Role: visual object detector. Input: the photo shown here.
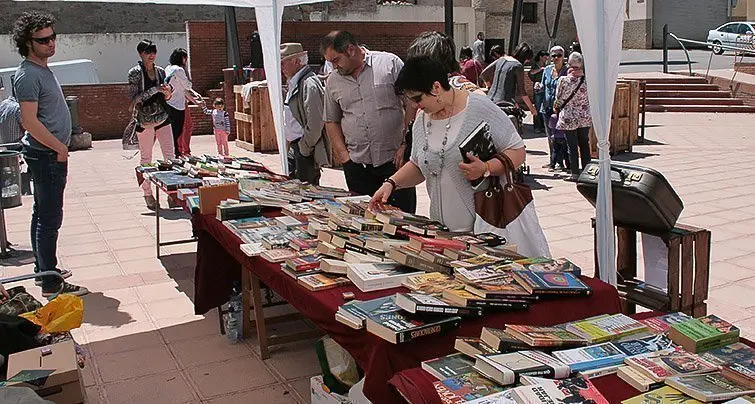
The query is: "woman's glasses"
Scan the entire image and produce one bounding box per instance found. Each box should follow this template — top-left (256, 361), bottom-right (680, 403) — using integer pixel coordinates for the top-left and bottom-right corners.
top-left (551, 53), bottom-right (563, 58)
top-left (406, 93), bottom-right (425, 104)
top-left (31, 33), bottom-right (57, 44)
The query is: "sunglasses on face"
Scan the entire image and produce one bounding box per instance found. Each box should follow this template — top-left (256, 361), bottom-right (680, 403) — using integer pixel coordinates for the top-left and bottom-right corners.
top-left (551, 54), bottom-right (563, 58)
top-left (406, 93), bottom-right (425, 104)
top-left (32, 33), bottom-right (57, 44)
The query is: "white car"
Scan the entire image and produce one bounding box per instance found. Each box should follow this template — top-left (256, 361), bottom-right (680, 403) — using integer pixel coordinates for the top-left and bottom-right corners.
top-left (707, 22), bottom-right (755, 54)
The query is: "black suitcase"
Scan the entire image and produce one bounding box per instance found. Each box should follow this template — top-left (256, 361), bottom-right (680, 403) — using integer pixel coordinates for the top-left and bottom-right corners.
top-left (576, 161), bottom-right (684, 233)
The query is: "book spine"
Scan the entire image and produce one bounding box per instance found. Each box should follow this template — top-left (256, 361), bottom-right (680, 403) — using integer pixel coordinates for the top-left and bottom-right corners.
top-left (694, 333), bottom-right (740, 352)
top-left (402, 253), bottom-right (449, 274)
top-left (397, 318), bottom-right (461, 344)
top-left (415, 304), bottom-right (483, 318)
top-left (293, 262), bottom-right (320, 272)
top-left (468, 300), bottom-right (529, 311)
top-left (533, 288), bottom-right (593, 297)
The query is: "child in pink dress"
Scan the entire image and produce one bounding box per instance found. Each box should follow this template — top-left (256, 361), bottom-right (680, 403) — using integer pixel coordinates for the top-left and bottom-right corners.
top-left (203, 98), bottom-right (230, 156)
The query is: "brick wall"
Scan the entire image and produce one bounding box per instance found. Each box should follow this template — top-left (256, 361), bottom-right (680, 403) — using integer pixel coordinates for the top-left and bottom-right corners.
top-left (187, 20), bottom-right (444, 94)
top-left (61, 83), bottom-right (213, 140)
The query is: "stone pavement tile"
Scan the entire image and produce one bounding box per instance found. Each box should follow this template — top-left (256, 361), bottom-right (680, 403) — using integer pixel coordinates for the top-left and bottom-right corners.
top-left (286, 378), bottom-right (311, 404)
top-left (710, 246), bottom-right (751, 263)
top-left (83, 302), bottom-right (150, 330)
top-left (547, 222), bottom-right (593, 238)
top-left (118, 257), bottom-right (165, 274)
top-left (723, 219), bottom-right (755, 235)
top-left (86, 287), bottom-right (140, 309)
top-left (735, 316), bottom-right (755, 340)
top-left (709, 227), bottom-right (745, 243)
top-left (726, 254), bottom-right (755, 271)
top-left (100, 227), bottom-right (153, 241)
top-left (709, 284), bottom-right (755, 310)
top-left (715, 195), bottom-right (755, 210)
top-left (204, 384), bottom-right (299, 404)
top-left (707, 275), bottom-right (730, 290)
top-left (96, 219), bottom-right (146, 232)
top-left (715, 238), bottom-right (755, 254)
top-left (265, 340), bottom-right (323, 381)
top-left (103, 371), bottom-right (197, 404)
top-left (85, 386), bottom-right (106, 404)
top-left (88, 329), bottom-right (165, 358)
top-left (85, 319), bottom-right (157, 344)
top-left (60, 252), bottom-right (116, 269)
top-left (88, 212), bottom-right (138, 223)
top-left (538, 215), bottom-right (580, 230)
top-left (134, 281), bottom-right (184, 303)
top-left (62, 215), bottom-right (95, 227)
top-left (169, 335), bottom-right (255, 368)
top-left (156, 315), bottom-right (220, 344)
top-left (58, 232), bottom-right (105, 247)
top-left (543, 228), bottom-right (577, 243)
top-left (58, 240), bottom-right (110, 257)
top-left (140, 270), bottom-right (176, 286)
top-left (68, 263), bottom-right (124, 282)
top-left (186, 356), bottom-right (277, 399)
top-left (681, 214), bottom-right (734, 229)
top-left (59, 223), bottom-right (100, 237)
top-left (113, 246), bottom-right (160, 263)
top-left (78, 274), bottom-right (145, 293)
top-left (107, 236), bottom-right (157, 250)
top-left (709, 262), bottom-right (755, 282)
top-left (680, 203), bottom-right (726, 217)
top-left (547, 236), bottom-right (594, 255)
top-left (81, 356), bottom-right (100, 387)
top-left (244, 318), bottom-right (317, 353)
top-left (144, 297), bottom-right (196, 321)
top-left (98, 345), bottom-right (178, 383)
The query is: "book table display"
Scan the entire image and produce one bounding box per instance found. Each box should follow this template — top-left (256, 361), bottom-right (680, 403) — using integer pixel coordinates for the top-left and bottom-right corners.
top-left (191, 213), bottom-right (625, 403)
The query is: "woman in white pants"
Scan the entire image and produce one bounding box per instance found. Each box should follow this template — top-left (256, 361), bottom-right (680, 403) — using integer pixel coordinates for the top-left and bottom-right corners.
top-left (127, 39), bottom-right (175, 210)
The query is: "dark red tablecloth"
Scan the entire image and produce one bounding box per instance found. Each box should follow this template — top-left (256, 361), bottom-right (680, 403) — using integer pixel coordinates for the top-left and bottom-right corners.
top-left (192, 213), bottom-right (623, 403)
top-left (388, 314), bottom-right (755, 404)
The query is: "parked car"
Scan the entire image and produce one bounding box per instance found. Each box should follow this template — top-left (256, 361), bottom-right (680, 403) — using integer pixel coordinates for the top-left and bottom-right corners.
top-left (707, 22), bottom-right (755, 54)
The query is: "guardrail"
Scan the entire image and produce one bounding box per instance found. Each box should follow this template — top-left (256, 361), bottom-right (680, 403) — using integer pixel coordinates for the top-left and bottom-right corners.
top-left (662, 23), bottom-right (754, 80)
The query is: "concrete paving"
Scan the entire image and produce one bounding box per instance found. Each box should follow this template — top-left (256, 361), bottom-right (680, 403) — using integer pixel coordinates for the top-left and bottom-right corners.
top-left (1, 110), bottom-right (754, 402)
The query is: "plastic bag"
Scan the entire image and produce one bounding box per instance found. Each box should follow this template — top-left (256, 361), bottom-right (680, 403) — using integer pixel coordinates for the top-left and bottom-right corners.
top-left (20, 294), bottom-right (84, 333)
top-left (315, 336), bottom-right (361, 394)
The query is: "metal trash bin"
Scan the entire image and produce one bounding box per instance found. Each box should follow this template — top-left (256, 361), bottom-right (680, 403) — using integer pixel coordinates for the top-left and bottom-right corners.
top-left (0, 150), bottom-right (22, 209)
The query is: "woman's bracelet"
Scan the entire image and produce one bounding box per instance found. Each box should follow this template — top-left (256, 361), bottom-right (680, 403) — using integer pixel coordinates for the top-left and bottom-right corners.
top-left (384, 178), bottom-right (397, 192)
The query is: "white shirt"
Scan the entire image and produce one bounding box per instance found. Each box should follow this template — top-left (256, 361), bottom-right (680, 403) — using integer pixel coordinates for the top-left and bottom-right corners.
top-left (165, 65), bottom-right (191, 110)
top-left (424, 107), bottom-right (473, 232)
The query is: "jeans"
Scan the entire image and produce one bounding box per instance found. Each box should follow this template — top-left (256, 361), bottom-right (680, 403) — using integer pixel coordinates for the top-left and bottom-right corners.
top-left (23, 146), bottom-right (66, 291)
top-left (166, 105), bottom-right (185, 158)
top-left (533, 92), bottom-right (545, 131)
top-left (287, 140), bottom-right (320, 185)
top-left (343, 160), bottom-right (416, 214)
top-left (565, 126), bottom-right (591, 176)
top-left (552, 138), bottom-right (569, 169)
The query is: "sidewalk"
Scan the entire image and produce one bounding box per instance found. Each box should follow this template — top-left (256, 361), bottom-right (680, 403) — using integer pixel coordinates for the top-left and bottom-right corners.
top-left (1, 111), bottom-right (754, 403)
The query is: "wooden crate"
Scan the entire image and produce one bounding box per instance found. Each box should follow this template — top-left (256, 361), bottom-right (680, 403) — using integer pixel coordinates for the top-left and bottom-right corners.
top-left (591, 219), bottom-right (711, 317)
top-left (589, 80), bottom-right (640, 157)
top-left (233, 84), bottom-right (277, 152)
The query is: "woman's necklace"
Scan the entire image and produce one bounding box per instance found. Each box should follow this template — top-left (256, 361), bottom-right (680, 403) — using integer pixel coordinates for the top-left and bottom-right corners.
top-left (422, 89), bottom-right (456, 177)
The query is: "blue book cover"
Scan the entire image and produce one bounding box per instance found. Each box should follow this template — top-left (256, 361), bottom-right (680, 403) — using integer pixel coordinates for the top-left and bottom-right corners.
top-left (614, 334), bottom-right (675, 357)
top-left (512, 270), bottom-right (592, 296)
top-left (553, 342), bottom-right (626, 372)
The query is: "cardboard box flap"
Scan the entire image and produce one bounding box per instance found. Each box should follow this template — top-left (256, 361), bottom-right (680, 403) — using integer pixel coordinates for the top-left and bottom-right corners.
top-left (7, 340), bottom-right (80, 389)
top-left (198, 182), bottom-right (239, 214)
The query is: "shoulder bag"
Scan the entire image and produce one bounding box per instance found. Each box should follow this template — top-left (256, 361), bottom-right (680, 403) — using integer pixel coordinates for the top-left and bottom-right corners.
top-left (553, 76), bottom-right (584, 115)
top-left (473, 153), bottom-right (551, 257)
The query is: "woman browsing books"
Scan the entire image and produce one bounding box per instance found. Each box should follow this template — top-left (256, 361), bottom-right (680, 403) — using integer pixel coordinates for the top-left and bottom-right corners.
top-left (370, 56), bottom-right (548, 256)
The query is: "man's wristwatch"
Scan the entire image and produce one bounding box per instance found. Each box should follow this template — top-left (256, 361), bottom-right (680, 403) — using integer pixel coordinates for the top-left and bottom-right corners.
top-left (483, 161), bottom-right (491, 178)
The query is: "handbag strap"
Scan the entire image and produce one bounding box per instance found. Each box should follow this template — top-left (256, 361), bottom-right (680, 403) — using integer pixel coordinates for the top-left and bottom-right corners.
top-left (492, 152), bottom-right (519, 186)
top-left (558, 76), bottom-right (585, 111)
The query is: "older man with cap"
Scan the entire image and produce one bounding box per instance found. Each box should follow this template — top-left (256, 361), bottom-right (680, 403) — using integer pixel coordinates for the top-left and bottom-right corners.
top-left (281, 42), bottom-right (330, 185)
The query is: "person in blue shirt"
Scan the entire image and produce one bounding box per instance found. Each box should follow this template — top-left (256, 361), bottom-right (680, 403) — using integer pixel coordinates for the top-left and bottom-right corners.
top-left (540, 46), bottom-right (569, 171)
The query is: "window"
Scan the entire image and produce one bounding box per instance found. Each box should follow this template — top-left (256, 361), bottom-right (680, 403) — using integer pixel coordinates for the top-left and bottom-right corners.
top-left (522, 3), bottom-right (538, 23)
top-left (719, 23), bottom-right (736, 33)
top-left (737, 23), bottom-right (752, 35)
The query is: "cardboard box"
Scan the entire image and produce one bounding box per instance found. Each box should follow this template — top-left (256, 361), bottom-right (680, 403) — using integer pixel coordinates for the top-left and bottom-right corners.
top-left (198, 182), bottom-right (239, 214)
top-left (6, 340), bottom-right (85, 404)
top-left (310, 375), bottom-right (350, 404)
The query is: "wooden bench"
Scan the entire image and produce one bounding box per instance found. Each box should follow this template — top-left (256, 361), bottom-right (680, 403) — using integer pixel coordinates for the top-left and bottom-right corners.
top-left (592, 219), bottom-right (711, 316)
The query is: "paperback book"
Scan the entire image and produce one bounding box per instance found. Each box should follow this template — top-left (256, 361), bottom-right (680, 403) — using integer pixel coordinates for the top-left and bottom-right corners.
top-left (564, 313), bottom-right (649, 343)
top-left (422, 353), bottom-right (475, 380)
top-left (512, 270), bottom-right (592, 296)
top-left (395, 292), bottom-right (483, 317)
top-left (511, 257), bottom-right (582, 276)
top-left (455, 337), bottom-right (499, 358)
top-left (473, 351), bottom-right (570, 386)
top-left (298, 273), bottom-right (350, 291)
top-left (402, 273), bottom-right (465, 296)
top-left (480, 327), bottom-right (533, 353)
top-left (669, 315), bottom-right (740, 353)
top-left (639, 312), bottom-right (692, 334)
top-left (346, 263), bottom-right (422, 292)
top-left (665, 372), bottom-right (755, 402)
top-left (336, 296), bottom-right (398, 330)
top-left (320, 259), bottom-right (348, 275)
top-left (442, 289), bottom-right (530, 312)
top-left (621, 386), bottom-right (702, 404)
top-left (433, 371), bottom-right (506, 403)
top-left (503, 325), bottom-right (588, 348)
top-left (624, 348), bottom-right (719, 382)
top-left (617, 365), bottom-right (663, 392)
top-left (365, 310), bottom-right (461, 344)
top-left (613, 334), bottom-right (676, 357)
top-left (552, 342), bottom-right (627, 372)
top-left (511, 375), bottom-right (609, 404)
top-left (464, 273), bottom-right (534, 300)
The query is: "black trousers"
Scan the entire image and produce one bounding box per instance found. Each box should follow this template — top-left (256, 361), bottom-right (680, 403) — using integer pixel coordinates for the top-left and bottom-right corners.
top-left (565, 126), bottom-right (591, 176)
top-left (343, 160), bottom-right (416, 214)
top-left (287, 140), bottom-right (321, 185)
top-left (166, 105), bottom-right (185, 158)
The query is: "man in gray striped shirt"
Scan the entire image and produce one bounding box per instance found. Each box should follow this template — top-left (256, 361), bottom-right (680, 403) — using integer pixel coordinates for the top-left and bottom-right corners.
top-left (0, 94), bottom-right (23, 145)
top-left (321, 31), bottom-right (416, 213)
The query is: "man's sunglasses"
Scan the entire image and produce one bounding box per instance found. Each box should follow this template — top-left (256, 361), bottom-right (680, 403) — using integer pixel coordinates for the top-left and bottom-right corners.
top-left (551, 53), bottom-right (563, 58)
top-left (31, 33), bottom-right (57, 44)
top-left (406, 93), bottom-right (424, 104)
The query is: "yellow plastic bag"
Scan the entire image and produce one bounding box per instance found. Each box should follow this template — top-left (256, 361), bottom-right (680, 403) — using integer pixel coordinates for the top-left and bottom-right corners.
top-left (20, 294), bottom-right (84, 333)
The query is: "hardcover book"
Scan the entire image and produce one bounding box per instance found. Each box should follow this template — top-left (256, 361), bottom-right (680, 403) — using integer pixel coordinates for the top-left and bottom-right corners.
top-left (552, 342), bottom-right (627, 372)
top-left (621, 386), bottom-right (703, 404)
top-left (442, 289), bottom-right (530, 312)
top-left (320, 258), bottom-right (348, 275)
top-left (395, 293), bottom-right (483, 317)
top-left (665, 372), bottom-right (755, 402)
top-left (389, 247), bottom-right (453, 274)
top-left (458, 121), bottom-right (496, 188)
top-left (511, 270), bottom-right (592, 296)
top-left (365, 310), bottom-right (461, 344)
top-left (336, 296), bottom-right (398, 329)
top-left (511, 376), bottom-right (609, 404)
top-left (346, 263), bottom-right (422, 292)
top-left (504, 325), bottom-right (588, 348)
top-left (285, 254), bottom-right (321, 272)
top-left (669, 315), bottom-right (740, 353)
top-left (422, 353), bottom-right (475, 380)
top-left (433, 371), bottom-right (506, 403)
top-left (624, 348), bottom-right (719, 382)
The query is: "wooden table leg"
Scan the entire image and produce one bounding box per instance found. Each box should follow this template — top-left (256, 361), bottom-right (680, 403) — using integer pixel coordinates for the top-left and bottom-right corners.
top-left (241, 268), bottom-right (252, 339)
top-left (251, 273), bottom-right (270, 359)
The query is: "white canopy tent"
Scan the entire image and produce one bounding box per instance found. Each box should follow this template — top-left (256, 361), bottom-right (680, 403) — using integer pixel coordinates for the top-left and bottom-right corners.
top-left (570, 0), bottom-right (625, 285)
top-left (16, 0), bottom-right (330, 174)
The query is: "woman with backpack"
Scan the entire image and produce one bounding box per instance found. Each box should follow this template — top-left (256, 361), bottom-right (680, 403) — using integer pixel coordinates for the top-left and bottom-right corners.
top-left (127, 39), bottom-right (174, 210)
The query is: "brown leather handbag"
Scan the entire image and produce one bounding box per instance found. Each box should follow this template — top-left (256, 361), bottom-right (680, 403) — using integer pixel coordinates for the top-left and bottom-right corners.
top-left (474, 153), bottom-right (533, 228)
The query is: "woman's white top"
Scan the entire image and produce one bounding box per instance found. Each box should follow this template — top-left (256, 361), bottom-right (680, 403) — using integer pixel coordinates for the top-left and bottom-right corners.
top-left (165, 65), bottom-right (191, 111)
